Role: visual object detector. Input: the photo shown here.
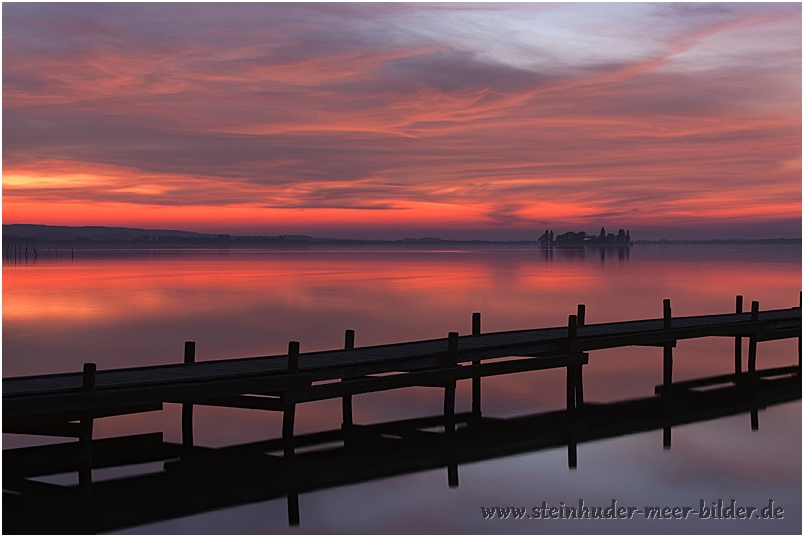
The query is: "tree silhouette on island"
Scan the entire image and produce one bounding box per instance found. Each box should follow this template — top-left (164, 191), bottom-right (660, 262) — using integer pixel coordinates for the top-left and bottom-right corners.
top-left (538, 227), bottom-right (632, 247)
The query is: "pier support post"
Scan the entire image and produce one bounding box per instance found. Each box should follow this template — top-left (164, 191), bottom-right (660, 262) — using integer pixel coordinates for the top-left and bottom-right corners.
top-left (79, 362), bottom-right (96, 531)
top-left (572, 307), bottom-right (586, 410)
top-left (568, 438), bottom-right (577, 469)
top-left (575, 365), bottom-right (584, 410)
top-left (284, 341), bottom-right (300, 527)
top-left (283, 341), bottom-right (300, 459)
top-left (182, 342), bottom-right (196, 449)
top-left (79, 363), bottom-right (96, 487)
top-left (471, 313), bottom-right (482, 424)
top-left (662, 300), bottom-right (673, 449)
top-left (566, 365), bottom-right (577, 414)
top-left (568, 314), bottom-right (578, 345)
top-left (748, 301), bottom-right (759, 376)
top-left (342, 330), bottom-right (355, 447)
top-left (566, 315), bottom-right (582, 417)
top-left (735, 296), bottom-right (743, 378)
top-left (445, 332), bottom-right (459, 488)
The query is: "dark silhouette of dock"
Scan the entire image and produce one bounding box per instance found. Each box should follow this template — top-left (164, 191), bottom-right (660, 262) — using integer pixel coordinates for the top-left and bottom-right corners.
top-left (2, 294), bottom-right (801, 531)
top-left (3, 368), bottom-right (799, 533)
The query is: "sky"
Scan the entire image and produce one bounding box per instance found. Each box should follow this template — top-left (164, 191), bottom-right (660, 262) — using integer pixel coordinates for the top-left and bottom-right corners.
top-left (2, 3), bottom-right (801, 240)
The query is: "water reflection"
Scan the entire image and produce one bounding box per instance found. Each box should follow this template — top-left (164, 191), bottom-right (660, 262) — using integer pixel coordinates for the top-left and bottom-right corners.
top-left (4, 366), bottom-right (799, 534)
top-left (3, 245), bottom-right (800, 378)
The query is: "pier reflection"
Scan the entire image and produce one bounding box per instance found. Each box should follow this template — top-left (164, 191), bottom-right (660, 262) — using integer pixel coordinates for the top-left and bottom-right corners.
top-left (3, 366), bottom-right (799, 534)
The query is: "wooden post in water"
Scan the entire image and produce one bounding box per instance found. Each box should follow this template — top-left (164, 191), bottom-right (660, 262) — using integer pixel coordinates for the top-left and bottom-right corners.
top-left (662, 299), bottom-right (673, 449)
top-left (182, 342), bottom-right (195, 448)
top-left (566, 315), bottom-right (578, 414)
top-left (568, 438), bottom-right (577, 469)
top-left (445, 332), bottom-right (459, 488)
top-left (735, 295), bottom-right (743, 378)
top-left (471, 313), bottom-right (481, 423)
top-left (283, 341), bottom-right (300, 459)
top-left (283, 341), bottom-right (300, 527)
top-left (342, 330), bottom-right (355, 445)
top-left (79, 363), bottom-right (96, 487)
top-left (79, 362), bottom-right (97, 533)
top-left (575, 365), bottom-right (584, 410)
top-left (575, 306), bottom-right (585, 410)
top-left (662, 300), bottom-right (673, 385)
top-left (567, 313), bottom-right (581, 468)
top-left (747, 301), bottom-right (760, 403)
top-left (748, 301), bottom-right (759, 374)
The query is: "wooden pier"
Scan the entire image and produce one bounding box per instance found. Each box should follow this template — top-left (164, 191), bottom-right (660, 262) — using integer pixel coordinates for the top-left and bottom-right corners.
top-left (2, 295), bottom-right (802, 530)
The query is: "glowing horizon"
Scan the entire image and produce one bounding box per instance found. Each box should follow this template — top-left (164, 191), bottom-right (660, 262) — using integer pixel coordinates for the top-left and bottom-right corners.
top-left (3, 3), bottom-right (801, 240)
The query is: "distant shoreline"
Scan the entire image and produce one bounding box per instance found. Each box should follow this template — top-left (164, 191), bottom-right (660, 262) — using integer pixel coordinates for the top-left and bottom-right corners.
top-left (2, 224), bottom-right (800, 248)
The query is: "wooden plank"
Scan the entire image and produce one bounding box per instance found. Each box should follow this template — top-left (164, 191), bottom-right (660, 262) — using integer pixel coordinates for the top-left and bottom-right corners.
top-left (2, 433), bottom-right (174, 480)
top-left (177, 395), bottom-right (285, 412)
top-left (4, 373), bottom-right (313, 418)
top-left (290, 354), bottom-right (588, 403)
top-left (654, 365), bottom-right (800, 394)
top-left (3, 419), bottom-right (81, 438)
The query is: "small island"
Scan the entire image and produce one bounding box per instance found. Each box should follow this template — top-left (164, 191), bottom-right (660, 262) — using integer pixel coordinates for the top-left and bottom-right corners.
top-left (538, 227), bottom-right (632, 247)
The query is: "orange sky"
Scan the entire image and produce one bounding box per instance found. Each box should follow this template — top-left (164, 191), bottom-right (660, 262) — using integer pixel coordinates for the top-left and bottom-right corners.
top-left (2, 3), bottom-right (801, 239)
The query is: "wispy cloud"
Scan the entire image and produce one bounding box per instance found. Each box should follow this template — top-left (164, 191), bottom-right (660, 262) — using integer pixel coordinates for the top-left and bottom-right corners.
top-left (3, 3), bottom-right (800, 239)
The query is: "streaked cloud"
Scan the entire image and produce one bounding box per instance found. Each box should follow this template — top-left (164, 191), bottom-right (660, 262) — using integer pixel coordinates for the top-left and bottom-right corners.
top-left (3, 3), bottom-right (800, 239)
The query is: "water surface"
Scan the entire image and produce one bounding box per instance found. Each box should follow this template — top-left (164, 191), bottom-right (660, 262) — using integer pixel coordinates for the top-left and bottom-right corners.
top-left (3, 244), bottom-right (801, 533)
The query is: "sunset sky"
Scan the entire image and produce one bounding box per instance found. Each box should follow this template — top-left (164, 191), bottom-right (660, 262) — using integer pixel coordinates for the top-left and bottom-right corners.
top-left (3, 3), bottom-right (801, 240)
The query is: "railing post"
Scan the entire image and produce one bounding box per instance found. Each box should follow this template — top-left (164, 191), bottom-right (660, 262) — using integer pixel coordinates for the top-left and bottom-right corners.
top-left (663, 299), bottom-right (671, 330)
top-left (472, 312), bottom-right (481, 336)
top-left (568, 314), bottom-right (577, 344)
top-left (344, 329), bottom-right (355, 350)
top-left (471, 313), bottom-right (481, 423)
top-left (577, 304), bottom-right (586, 326)
top-left (182, 342), bottom-right (195, 448)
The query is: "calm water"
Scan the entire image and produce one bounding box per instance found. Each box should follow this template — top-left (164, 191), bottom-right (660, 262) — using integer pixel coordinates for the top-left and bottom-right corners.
top-left (3, 244), bottom-right (801, 533)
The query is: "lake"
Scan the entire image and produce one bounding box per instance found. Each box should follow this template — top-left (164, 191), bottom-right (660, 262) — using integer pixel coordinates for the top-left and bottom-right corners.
top-left (3, 243), bottom-right (801, 533)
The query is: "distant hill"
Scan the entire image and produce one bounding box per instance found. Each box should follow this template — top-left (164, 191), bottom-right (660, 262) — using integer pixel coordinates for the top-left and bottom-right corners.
top-left (3, 224), bottom-right (215, 242)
